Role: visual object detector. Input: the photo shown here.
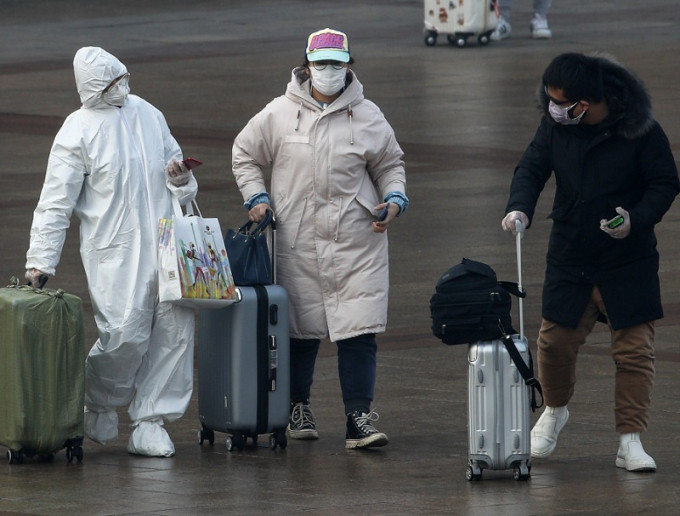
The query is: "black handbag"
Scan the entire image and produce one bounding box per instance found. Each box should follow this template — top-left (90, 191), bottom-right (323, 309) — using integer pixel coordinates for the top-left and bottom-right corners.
top-left (224, 211), bottom-right (274, 286)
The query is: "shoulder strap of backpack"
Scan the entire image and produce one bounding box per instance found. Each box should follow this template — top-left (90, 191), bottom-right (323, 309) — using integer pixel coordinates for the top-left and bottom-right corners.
top-left (498, 281), bottom-right (526, 298)
top-left (500, 332), bottom-right (544, 412)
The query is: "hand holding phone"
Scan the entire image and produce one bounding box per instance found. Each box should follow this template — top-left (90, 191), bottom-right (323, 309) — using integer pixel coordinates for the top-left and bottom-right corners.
top-left (604, 214), bottom-right (624, 229)
top-left (377, 203), bottom-right (390, 222)
top-left (182, 157), bottom-right (203, 170)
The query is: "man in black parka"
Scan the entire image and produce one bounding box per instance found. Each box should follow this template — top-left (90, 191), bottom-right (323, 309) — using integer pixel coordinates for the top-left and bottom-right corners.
top-left (502, 52), bottom-right (679, 472)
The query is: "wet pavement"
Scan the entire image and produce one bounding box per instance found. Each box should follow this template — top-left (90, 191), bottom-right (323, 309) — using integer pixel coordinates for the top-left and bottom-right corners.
top-left (1, 1), bottom-right (679, 514)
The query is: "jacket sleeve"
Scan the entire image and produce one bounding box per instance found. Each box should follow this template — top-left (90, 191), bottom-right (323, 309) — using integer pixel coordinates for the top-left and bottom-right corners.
top-left (505, 117), bottom-right (554, 224)
top-left (232, 109), bottom-right (272, 202)
top-left (25, 124), bottom-right (86, 276)
top-left (364, 105), bottom-right (406, 198)
top-left (628, 122), bottom-right (680, 232)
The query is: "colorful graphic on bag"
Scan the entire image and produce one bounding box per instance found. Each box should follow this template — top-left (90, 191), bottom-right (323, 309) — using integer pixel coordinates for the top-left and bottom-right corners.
top-left (158, 216), bottom-right (236, 301)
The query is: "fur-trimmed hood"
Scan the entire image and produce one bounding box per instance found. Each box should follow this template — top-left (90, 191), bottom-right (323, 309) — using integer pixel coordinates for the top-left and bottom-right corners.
top-left (538, 54), bottom-right (654, 140)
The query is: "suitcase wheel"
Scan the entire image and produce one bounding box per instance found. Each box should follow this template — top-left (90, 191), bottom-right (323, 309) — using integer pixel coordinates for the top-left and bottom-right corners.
top-left (66, 445), bottom-right (83, 463)
top-left (198, 425), bottom-right (215, 446)
top-left (424, 31), bottom-right (437, 47)
top-left (513, 462), bottom-right (531, 481)
top-left (447, 34), bottom-right (467, 47)
top-left (465, 462), bottom-right (482, 481)
top-left (269, 429), bottom-right (287, 450)
top-left (226, 433), bottom-right (246, 452)
top-left (7, 449), bottom-right (24, 465)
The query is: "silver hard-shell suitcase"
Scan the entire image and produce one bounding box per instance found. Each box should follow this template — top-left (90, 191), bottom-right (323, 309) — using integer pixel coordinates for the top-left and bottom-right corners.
top-left (198, 284), bottom-right (290, 451)
top-left (466, 219), bottom-right (534, 481)
top-left (466, 335), bottom-right (532, 480)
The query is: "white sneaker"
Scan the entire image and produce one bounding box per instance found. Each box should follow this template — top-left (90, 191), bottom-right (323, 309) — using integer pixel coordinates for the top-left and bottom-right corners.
top-left (531, 406), bottom-right (569, 458)
top-left (616, 433), bottom-right (656, 472)
top-left (531, 15), bottom-right (552, 39)
top-left (491, 18), bottom-right (511, 41)
top-left (127, 419), bottom-right (175, 457)
top-left (84, 407), bottom-right (119, 445)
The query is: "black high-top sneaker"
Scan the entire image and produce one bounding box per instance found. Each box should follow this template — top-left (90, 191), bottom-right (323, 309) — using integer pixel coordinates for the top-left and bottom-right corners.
top-left (345, 409), bottom-right (388, 449)
top-left (287, 401), bottom-right (319, 440)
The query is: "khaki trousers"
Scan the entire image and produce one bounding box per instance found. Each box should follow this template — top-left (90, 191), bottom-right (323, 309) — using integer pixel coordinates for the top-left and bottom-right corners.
top-left (536, 286), bottom-right (655, 433)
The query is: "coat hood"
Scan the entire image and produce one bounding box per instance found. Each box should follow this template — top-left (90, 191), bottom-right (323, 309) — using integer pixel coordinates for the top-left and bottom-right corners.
top-left (73, 46), bottom-right (128, 109)
top-left (538, 54), bottom-right (654, 140)
top-left (285, 66), bottom-right (364, 112)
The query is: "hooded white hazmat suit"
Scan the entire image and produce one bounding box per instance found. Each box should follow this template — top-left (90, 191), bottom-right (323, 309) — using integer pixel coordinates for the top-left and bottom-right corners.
top-left (25, 47), bottom-right (197, 454)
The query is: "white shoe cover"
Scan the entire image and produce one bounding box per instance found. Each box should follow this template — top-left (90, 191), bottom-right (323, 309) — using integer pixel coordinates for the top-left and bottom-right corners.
top-left (127, 420), bottom-right (175, 457)
top-left (84, 408), bottom-right (119, 445)
top-left (616, 433), bottom-right (656, 472)
top-left (531, 406), bottom-right (569, 458)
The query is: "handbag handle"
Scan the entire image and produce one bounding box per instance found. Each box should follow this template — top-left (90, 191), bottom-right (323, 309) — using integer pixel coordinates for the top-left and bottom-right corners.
top-left (231, 209), bottom-right (277, 283)
top-left (237, 209), bottom-right (274, 236)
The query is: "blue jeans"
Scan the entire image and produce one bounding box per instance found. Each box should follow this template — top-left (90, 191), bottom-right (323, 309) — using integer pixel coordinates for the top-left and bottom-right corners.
top-left (290, 333), bottom-right (377, 415)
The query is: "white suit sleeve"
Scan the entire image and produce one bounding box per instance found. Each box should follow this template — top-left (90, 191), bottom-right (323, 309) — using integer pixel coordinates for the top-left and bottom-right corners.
top-left (26, 132), bottom-right (87, 276)
top-left (161, 115), bottom-right (198, 205)
top-left (167, 174), bottom-right (198, 205)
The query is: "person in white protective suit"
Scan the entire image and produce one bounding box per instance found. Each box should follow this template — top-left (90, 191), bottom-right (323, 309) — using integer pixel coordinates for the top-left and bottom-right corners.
top-left (25, 46), bottom-right (198, 457)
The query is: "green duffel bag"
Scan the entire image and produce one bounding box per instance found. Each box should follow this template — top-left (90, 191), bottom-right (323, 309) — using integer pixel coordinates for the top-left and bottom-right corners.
top-left (0, 278), bottom-right (85, 463)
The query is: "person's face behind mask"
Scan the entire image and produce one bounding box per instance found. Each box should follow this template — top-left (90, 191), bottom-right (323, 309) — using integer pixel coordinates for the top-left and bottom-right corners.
top-left (545, 86), bottom-right (587, 125)
top-left (102, 73), bottom-right (130, 107)
top-left (548, 100), bottom-right (586, 125)
top-left (309, 62), bottom-right (347, 97)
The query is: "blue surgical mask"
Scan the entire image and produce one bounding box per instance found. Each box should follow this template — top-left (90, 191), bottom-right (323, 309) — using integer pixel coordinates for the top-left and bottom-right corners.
top-left (548, 100), bottom-right (585, 125)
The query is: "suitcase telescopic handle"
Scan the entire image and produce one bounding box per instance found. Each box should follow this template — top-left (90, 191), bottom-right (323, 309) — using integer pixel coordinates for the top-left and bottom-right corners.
top-left (270, 212), bottom-right (277, 284)
top-left (515, 219), bottom-right (525, 339)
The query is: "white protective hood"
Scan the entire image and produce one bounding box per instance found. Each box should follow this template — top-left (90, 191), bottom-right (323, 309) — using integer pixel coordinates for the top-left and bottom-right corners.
top-left (73, 46), bottom-right (128, 108)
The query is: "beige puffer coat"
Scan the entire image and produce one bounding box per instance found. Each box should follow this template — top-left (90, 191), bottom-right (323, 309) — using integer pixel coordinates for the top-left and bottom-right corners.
top-left (232, 67), bottom-right (406, 341)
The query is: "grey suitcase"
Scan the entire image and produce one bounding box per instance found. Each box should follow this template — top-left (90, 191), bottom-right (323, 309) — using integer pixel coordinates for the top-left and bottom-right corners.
top-left (466, 335), bottom-right (532, 480)
top-left (465, 219), bottom-right (538, 481)
top-left (197, 284), bottom-right (290, 451)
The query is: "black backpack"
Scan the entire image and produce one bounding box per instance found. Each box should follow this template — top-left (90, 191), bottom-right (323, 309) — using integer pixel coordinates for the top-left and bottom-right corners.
top-left (430, 258), bottom-right (524, 345)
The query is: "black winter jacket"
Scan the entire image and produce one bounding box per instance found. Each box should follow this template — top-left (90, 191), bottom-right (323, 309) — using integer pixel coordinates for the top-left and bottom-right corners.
top-left (505, 57), bottom-right (679, 330)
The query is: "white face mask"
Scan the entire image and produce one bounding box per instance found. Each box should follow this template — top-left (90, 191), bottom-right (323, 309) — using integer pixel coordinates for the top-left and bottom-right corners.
top-left (102, 75), bottom-right (130, 107)
top-left (309, 66), bottom-right (347, 97)
top-left (548, 100), bottom-right (585, 125)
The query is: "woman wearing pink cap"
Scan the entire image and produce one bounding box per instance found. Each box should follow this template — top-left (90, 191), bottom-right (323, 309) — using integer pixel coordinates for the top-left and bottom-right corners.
top-left (232, 28), bottom-right (408, 449)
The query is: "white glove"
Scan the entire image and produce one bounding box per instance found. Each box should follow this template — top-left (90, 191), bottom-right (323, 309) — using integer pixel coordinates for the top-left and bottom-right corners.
top-left (25, 268), bottom-right (48, 287)
top-left (165, 159), bottom-right (192, 186)
top-left (501, 210), bottom-right (529, 233)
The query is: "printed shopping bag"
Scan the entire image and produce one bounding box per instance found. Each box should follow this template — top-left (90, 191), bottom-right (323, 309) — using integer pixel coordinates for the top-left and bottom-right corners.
top-left (158, 198), bottom-right (237, 308)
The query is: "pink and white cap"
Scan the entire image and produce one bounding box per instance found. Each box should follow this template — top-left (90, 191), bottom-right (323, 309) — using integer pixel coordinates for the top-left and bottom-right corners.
top-left (305, 28), bottom-right (350, 63)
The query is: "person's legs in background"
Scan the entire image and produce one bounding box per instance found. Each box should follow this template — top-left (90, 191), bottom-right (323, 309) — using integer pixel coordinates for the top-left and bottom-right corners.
top-left (531, 0), bottom-right (553, 38)
top-left (492, 0), bottom-right (553, 40)
top-left (491, 0), bottom-right (512, 40)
